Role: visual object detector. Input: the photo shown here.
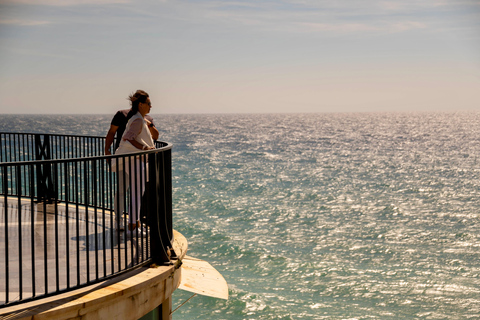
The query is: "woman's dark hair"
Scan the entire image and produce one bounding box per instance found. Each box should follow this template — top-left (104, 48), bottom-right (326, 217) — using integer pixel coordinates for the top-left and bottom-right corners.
top-left (128, 90), bottom-right (149, 113)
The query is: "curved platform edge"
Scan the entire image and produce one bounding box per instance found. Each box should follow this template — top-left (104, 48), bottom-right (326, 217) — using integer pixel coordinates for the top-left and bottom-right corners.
top-left (1, 230), bottom-right (188, 320)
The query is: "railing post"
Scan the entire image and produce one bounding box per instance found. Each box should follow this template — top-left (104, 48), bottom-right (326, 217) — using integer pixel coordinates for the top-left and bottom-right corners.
top-left (34, 134), bottom-right (56, 202)
top-left (148, 150), bottom-right (176, 265)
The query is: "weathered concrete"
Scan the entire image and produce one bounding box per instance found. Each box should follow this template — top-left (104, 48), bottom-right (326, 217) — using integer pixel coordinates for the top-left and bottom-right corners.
top-left (0, 230), bottom-right (188, 320)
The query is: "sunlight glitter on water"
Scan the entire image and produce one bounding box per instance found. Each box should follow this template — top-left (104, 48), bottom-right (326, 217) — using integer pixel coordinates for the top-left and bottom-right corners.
top-left (2, 112), bottom-right (480, 319)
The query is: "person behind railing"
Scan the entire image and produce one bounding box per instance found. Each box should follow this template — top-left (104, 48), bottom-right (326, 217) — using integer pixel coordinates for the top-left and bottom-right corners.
top-left (105, 96), bottom-right (159, 155)
top-left (113, 90), bottom-right (155, 236)
top-left (105, 90), bottom-right (159, 231)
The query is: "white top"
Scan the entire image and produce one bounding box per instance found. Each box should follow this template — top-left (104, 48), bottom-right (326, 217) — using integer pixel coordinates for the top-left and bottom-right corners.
top-left (115, 112), bottom-right (154, 154)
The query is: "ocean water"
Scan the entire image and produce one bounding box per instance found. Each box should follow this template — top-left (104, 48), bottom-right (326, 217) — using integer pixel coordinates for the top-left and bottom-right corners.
top-left (2, 112), bottom-right (480, 319)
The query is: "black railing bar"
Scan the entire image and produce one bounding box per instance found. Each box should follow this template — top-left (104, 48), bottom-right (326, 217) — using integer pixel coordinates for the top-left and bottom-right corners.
top-left (160, 152), bottom-right (171, 260)
top-left (20, 134), bottom-right (24, 162)
top-left (16, 166), bottom-right (23, 301)
top-left (30, 134), bottom-right (34, 161)
top-left (0, 135), bottom-right (4, 163)
top-left (143, 152), bottom-right (148, 261)
top-left (24, 134), bottom-right (28, 161)
top-left (87, 136), bottom-right (91, 157)
top-left (92, 160), bottom-right (99, 281)
top-left (74, 161), bottom-right (80, 287)
top-left (15, 134), bottom-right (19, 162)
top-left (10, 134), bottom-right (15, 163)
top-left (17, 161), bottom-right (24, 197)
top-left (29, 163), bottom-right (36, 298)
top-left (67, 136), bottom-right (70, 158)
top-left (22, 133), bottom-right (26, 162)
top-left (139, 153), bottom-right (144, 262)
top-left (145, 152), bottom-right (149, 261)
top-left (20, 157), bottom-right (26, 197)
top-left (117, 157), bottom-right (123, 273)
top-left (53, 163), bottom-right (60, 293)
top-left (63, 136), bottom-right (67, 159)
top-left (109, 159), bottom-right (115, 276)
top-left (66, 137), bottom-right (71, 162)
top-left (137, 158), bottom-right (142, 262)
top-left (144, 154), bottom-right (149, 262)
top-left (43, 188), bottom-right (48, 296)
top-left (30, 134), bottom-right (35, 160)
top-left (80, 136), bottom-right (83, 160)
top-left (122, 156), bottom-right (128, 269)
top-left (20, 134), bottom-right (24, 161)
top-left (2, 134), bottom-right (7, 162)
top-left (3, 166), bottom-right (10, 303)
top-left (95, 137), bottom-right (99, 157)
top-left (100, 160), bottom-right (107, 278)
top-left (69, 137), bottom-right (73, 159)
top-left (105, 161), bottom-right (111, 276)
top-left (74, 136), bottom-right (78, 159)
top-left (161, 152), bottom-right (173, 243)
top-left (64, 162), bottom-right (71, 290)
top-left (55, 136), bottom-right (59, 159)
top-left (52, 135), bottom-right (56, 160)
top-left (140, 155), bottom-right (145, 262)
top-left (57, 135), bottom-right (62, 161)
top-left (132, 155), bottom-right (137, 262)
top-left (23, 134), bottom-right (27, 160)
top-left (84, 161), bottom-right (90, 283)
top-left (57, 136), bottom-right (63, 158)
top-left (129, 154), bottom-right (135, 265)
top-left (24, 135), bottom-right (31, 161)
top-left (19, 134), bottom-right (24, 160)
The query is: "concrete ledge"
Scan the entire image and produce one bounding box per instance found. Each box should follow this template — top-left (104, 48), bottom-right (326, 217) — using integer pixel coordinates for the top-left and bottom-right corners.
top-left (1, 230), bottom-right (188, 320)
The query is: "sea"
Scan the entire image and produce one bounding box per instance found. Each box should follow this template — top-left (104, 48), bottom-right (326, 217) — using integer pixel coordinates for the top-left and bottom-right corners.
top-left (1, 112), bottom-right (480, 319)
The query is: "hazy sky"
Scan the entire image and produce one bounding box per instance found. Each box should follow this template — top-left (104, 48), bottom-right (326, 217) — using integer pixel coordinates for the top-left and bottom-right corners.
top-left (0, 0), bottom-right (479, 114)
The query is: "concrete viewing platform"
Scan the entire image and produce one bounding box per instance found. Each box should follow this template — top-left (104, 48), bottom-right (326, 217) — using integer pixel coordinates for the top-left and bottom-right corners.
top-left (1, 230), bottom-right (187, 320)
top-left (0, 197), bottom-right (188, 319)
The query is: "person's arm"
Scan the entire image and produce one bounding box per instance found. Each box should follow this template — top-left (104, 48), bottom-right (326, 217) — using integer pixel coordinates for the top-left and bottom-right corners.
top-left (125, 139), bottom-right (155, 151)
top-left (145, 119), bottom-right (159, 140)
top-left (105, 125), bottom-right (119, 155)
top-left (123, 119), bottom-right (155, 150)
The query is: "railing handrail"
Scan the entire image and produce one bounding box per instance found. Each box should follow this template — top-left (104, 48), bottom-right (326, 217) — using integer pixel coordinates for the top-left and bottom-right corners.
top-left (0, 132), bottom-right (171, 165)
top-left (0, 132), bottom-right (176, 307)
top-left (0, 144), bottom-right (172, 166)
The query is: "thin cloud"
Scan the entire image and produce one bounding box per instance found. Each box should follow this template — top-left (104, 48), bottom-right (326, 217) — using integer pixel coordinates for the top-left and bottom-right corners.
top-left (391, 21), bottom-right (427, 32)
top-left (0, 19), bottom-right (50, 26)
top-left (0, 0), bottom-right (130, 5)
top-left (192, 0), bottom-right (478, 37)
top-left (298, 22), bottom-right (381, 34)
top-left (178, 1), bottom-right (432, 36)
top-left (294, 20), bottom-right (426, 35)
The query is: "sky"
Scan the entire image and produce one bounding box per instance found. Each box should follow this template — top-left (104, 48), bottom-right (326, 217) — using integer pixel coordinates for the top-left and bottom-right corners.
top-left (0, 0), bottom-right (479, 114)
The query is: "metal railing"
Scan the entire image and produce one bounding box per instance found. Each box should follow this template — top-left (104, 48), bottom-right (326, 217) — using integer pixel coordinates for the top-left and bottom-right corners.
top-left (0, 132), bottom-right (176, 307)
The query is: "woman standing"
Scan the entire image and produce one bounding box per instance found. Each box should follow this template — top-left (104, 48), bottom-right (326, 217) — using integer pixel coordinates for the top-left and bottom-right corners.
top-left (115, 90), bottom-right (155, 236)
